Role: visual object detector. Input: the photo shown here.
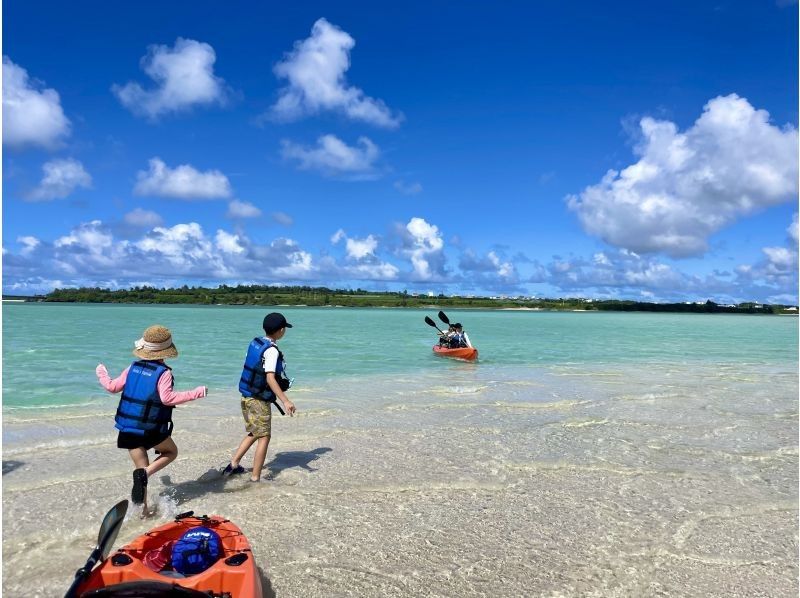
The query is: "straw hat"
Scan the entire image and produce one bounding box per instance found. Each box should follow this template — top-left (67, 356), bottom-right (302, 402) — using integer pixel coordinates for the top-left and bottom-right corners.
top-left (133, 325), bottom-right (178, 360)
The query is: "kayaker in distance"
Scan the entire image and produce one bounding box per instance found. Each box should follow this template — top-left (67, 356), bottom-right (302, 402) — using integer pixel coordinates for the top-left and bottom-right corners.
top-left (450, 323), bottom-right (471, 348)
top-left (438, 323), bottom-right (456, 347)
top-left (426, 313), bottom-right (479, 360)
top-left (438, 322), bottom-right (471, 348)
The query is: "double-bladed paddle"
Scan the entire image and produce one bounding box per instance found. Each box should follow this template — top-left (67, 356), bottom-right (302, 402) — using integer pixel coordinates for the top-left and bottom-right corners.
top-left (64, 500), bottom-right (129, 598)
top-left (424, 316), bottom-right (445, 334)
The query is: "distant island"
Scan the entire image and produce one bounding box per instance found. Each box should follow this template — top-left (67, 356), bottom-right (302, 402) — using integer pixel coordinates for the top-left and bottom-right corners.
top-left (3, 285), bottom-right (797, 315)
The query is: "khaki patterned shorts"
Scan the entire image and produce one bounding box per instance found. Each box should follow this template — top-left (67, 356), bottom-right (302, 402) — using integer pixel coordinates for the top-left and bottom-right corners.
top-left (241, 397), bottom-right (272, 438)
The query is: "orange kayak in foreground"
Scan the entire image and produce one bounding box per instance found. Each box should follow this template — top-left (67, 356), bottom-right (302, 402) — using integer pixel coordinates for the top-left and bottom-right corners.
top-left (432, 345), bottom-right (478, 361)
top-left (75, 513), bottom-right (262, 597)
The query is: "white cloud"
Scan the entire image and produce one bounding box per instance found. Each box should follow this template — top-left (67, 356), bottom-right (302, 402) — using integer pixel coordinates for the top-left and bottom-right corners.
top-left (226, 200), bottom-right (262, 219)
top-left (28, 158), bottom-right (92, 201)
top-left (5, 214), bottom-right (795, 302)
top-left (3, 57), bottom-right (71, 149)
top-left (345, 235), bottom-right (378, 260)
top-left (342, 261), bottom-right (399, 280)
top-left (526, 241), bottom-right (798, 304)
top-left (124, 208), bottom-right (163, 228)
top-left (49, 221), bottom-right (121, 274)
top-left (329, 228), bottom-right (396, 278)
top-left (55, 220), bottom-right (113, 252)
top-left (394, 180), bottom-right (423, 195)
top-left (537, 250), bottom-right (698, 299)
top-left (3, 220), bottom-right (336, 291)
top-left (761, 247), bottom-right (795, 269)
top-left (134, 158), bottom-right (232, 199)
top-left (269, 239), bottom-right (314, 278)
top-left (331, 228), bottom-right (378, 260)
top-left (567, 94), bottom-right (799, 258)
top-left (593, 252), bottom-right (611, 266)
top-left (788, 213), bottom-right (798, 243)
top-left (17, 236), bottom-right (40, 255)
top-left (402, 217), bottom-right (446, 280)
top-left (112, 38), bottom-right (228, 119)
top-left (331, 228), bottom-right (377, 259)
top-left (489, 252), bottom-right (515, 279)
top-left (136, 223), bottom-right (211, 263)
top-left (269, 18), bottom-right (401, 128)
top-left (735, 214), bottom-right (800, 293)
top-left (459, 250), bottom-right (517, 282)
top-left (281, 134), bottom-right (380, 177)
top-left (271, 211), bottom-right (293, 226)
top-left (215, 230), bottom-right (245, 255)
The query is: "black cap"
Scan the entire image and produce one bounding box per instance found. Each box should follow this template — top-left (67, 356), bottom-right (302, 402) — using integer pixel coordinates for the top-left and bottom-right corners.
top-left (454, 323), bottom-right (463, 329)
top-left (263, 312), bottom-right (293, 334)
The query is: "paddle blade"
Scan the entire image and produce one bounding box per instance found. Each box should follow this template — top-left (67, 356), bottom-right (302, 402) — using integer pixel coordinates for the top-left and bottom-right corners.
top-left (424, 316), bottom-right (438, 327)
top-left (64, 500), bottom-right (129, 598)
top-left (97, 500), bottom-right (128, 559)
top-left (437, 310), bottom-right (450, 325)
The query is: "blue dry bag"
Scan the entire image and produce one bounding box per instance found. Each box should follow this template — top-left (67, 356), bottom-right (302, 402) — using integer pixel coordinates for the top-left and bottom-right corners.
top-left (170, 526), bottom-right (222, 575)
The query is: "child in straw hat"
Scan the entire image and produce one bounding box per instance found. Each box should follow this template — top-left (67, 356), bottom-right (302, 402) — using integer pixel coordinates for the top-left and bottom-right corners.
top-left (96, 324), bottom-right (207, 508)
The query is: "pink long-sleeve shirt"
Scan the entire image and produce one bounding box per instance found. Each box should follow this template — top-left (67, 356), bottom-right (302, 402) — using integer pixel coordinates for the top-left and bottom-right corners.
top-left (96, 363), bottom-right (206, 406)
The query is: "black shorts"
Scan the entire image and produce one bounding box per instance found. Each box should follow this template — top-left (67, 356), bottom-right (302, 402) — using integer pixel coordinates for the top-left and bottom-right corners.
top-left (117, 429), bottom-right (172, 450)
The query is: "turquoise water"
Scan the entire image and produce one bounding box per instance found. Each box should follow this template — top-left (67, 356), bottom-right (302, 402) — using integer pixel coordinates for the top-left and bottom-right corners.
top-left (2, 303), bottom-right (797, 409)
top-left (3, 303), bottom-right (798, 596)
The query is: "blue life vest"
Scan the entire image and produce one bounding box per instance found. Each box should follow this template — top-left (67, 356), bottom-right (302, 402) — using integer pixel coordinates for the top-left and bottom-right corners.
top-left (115, 360), bottom-right (174, 436)
top-left (239, 337), bottom-right (288, 394)
top-left (171, 526), bottom-right (222, 575)
top-left (238, 337), bottom-right (288, 408)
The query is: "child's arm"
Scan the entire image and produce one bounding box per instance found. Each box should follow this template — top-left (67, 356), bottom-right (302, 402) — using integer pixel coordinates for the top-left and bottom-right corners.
top-left (266, 373), bottom-right (296, 416)
top-left (157, 369), bottom-right (207, 406)
top-left (96, 364), bottom-right (129, 393)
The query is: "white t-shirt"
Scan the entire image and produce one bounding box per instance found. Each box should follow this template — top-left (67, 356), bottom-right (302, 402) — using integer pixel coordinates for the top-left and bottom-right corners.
top-left (262, 338), bottom-right (280, 373)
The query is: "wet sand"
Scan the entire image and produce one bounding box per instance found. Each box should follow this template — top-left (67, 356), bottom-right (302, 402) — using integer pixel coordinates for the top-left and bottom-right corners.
top-left (3, 363), bottom-right (798, 597)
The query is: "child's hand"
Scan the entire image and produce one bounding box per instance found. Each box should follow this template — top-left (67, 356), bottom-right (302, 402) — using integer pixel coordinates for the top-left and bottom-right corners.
top-left (95, 363), bottom-right (108, 375)
top-left (282, 399), bottom-right (296, 416)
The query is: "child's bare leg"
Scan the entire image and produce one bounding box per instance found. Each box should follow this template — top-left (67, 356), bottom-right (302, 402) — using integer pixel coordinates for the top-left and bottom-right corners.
top-left (128, 447), bottom-right (150, 469)
top-left (251, 436), bottom-right (270, 481)
top-left (231, 434), bottom-right (257, 468)
top-left (146, 437), bottom-right (178, 477)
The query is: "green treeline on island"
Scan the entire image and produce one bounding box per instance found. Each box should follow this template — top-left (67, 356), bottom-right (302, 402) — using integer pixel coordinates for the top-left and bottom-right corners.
top-left (5, 285), bottom-right (796, 314)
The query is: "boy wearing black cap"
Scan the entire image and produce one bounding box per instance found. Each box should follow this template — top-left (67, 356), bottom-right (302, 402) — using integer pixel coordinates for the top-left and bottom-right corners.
top-left (225, 312), bottom-right (296, 482)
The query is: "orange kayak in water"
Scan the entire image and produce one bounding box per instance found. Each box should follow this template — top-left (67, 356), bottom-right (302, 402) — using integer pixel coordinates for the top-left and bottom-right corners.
top-left (74, 513), bottom-right (263, 597)
top-left (432, 345), bottom-right (478, 361)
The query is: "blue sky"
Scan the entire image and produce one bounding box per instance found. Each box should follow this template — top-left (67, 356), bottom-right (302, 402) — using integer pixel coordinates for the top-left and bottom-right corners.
top-left (3, 1), bottom-right (798, 303)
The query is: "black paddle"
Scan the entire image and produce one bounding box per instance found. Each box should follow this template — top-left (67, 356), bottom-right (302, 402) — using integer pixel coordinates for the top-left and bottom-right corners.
top-left (424, 316), bottom-right (445, 334)
top-left (64, 499), bottom-right (129, 598)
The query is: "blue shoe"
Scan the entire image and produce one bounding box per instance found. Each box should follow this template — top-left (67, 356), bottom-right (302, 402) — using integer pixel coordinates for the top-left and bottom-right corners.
top-left (222, 463), bottom-right (245, 476)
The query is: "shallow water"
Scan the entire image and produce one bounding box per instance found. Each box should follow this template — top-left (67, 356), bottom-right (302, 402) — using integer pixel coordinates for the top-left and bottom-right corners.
top-left (2, 304), bottom-right (798, 597)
